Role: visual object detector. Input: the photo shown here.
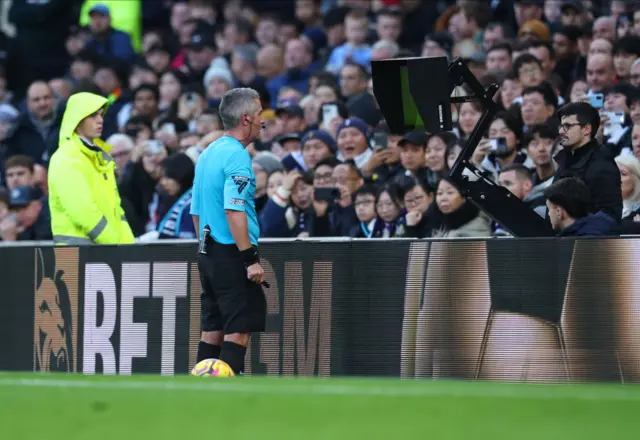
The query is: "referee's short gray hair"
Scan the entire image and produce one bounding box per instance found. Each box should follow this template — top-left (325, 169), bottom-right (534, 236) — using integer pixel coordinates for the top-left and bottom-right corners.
top-left (219, 88), bottom-right (261, 130)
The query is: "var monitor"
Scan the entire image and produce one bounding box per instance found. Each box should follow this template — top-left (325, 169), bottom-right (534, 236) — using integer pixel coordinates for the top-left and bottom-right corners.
top-left (371, 56), bottom-right (452, 135)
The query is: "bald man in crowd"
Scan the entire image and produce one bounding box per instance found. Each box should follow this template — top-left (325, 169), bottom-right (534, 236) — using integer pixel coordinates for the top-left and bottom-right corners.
top-left (588, 38), bottom-right (613, 57)
top-left (257, 44), bottom-right (285, 82)
top-left (587, 53), bottom-right (616, 93)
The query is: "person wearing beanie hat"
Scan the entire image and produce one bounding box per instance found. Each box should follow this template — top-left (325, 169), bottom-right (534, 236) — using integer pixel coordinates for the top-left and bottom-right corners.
top-left (301, 129), bottom-right (336, 170)
top-left (253, 152), bottom-right (285, 176)
top-left (336, 117), bottom-right (373, 170)
top-left (203, 65), bottom-right (234, 105)
top-left (157, 153), bottom-right (196, 239)
top-left (519, 19), bottom-right (550, 41)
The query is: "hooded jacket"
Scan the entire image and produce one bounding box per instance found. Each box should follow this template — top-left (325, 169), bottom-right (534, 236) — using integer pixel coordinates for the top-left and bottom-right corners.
top-left (48, 92), bottom-right (134, 245)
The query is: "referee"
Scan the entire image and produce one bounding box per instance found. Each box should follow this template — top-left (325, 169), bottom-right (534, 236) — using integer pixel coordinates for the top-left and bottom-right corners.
top-left (191, 88), bottom-right (266, 375)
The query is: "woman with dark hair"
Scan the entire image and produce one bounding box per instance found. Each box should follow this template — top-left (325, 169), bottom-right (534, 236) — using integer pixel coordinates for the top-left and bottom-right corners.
top-left (402, 172), bottom-right (435, 238)
top-left (499, 72), bottom-right (523, 112)
top-left (159, 69), bottom-right (188, 115)
top-left (425, 131), bottom-right (457, 187)
top-left (426, 178), bottom-right (492, 238)
top-left (118, 139), bottom-right (168, 236)
top-left (476, 111), bottom-right (533, 179)
top-left (314, 80), bottom-right (343, 106)
top-left (446, 138), bottom-right (465, 170)
top-left (156, 153), bottom-right (196, 239)
top-left (371, 184), bottom-right (406, 237)
top-left (456, 101), bottom-right (483, 140)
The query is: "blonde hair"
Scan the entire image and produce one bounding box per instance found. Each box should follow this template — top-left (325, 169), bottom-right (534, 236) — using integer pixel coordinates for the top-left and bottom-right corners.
top-left (615, 153), bottom-right (640, 213)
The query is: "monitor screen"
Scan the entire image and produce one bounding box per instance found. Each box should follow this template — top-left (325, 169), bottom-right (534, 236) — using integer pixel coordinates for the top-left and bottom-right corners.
top-left (400, 66), bottom-right (425, 130)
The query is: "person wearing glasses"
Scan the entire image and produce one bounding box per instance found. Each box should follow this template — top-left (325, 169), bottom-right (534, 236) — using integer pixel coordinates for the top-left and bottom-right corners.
top-left (402, 173), bottom-right (435, 239)
top-left (553, 101), bottom-right (622, 225)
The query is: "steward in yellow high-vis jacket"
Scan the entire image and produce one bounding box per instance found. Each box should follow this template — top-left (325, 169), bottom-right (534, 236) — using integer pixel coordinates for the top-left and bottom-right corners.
top-left (48, 93), bottom-right (134, 245)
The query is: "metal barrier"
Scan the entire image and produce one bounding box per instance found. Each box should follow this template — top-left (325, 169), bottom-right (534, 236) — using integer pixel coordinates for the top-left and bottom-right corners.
top-left (2, 237), bottom-right (640, 382)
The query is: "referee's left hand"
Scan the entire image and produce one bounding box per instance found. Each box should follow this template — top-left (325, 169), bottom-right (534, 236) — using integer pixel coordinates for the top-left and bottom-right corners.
top-left (247, 263), bottom-right (265, 285)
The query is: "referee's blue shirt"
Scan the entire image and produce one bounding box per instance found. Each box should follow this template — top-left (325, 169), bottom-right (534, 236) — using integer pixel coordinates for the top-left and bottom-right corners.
top-left (191, 136), bottom-right (259, 246)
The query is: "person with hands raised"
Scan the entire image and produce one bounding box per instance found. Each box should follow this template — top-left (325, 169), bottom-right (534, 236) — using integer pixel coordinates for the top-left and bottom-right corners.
top-left (260, 168), bottom-right (315, 238)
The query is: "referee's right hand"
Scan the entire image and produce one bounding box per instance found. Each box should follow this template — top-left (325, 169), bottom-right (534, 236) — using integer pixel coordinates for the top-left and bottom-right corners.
top-left (247, 262), bottom-right (265, 285)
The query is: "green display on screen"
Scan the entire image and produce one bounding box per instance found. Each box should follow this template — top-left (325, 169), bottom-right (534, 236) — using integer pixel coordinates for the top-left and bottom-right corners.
top-left (400, 66), bottom-right (425, 130)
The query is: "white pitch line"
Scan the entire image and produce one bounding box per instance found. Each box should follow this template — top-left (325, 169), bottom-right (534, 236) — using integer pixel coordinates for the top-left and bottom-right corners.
top-left (0, 377), bottom-right (640, 402)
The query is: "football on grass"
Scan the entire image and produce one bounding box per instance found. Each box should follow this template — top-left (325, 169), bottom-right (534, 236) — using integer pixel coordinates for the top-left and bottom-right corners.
top-left (190, 358), bottom-right (235, 377)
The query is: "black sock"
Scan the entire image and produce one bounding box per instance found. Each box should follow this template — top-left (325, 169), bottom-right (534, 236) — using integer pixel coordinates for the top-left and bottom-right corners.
top-left (197, 341), bottom-right (221, 363)
top-left (220, 341), bottom-right (247, 375)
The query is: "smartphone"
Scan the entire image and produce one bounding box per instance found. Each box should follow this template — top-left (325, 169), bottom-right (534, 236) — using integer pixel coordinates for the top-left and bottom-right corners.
top-left (373, 132), bottom-right (388, 149)
top-left (322, 104), bottom-right (339, 126)
top-left (489, 137), bottom-right (508, 155)
top-left (604, 111), bottom-right (625, 125)
top-left (589, 93), bottom-right (604, 109)
top-left (314, 187), bottom-right (340, 202)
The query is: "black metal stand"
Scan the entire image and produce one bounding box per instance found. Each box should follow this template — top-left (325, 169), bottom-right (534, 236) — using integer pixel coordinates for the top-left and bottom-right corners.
top-left (446, 58), bottom-right (555, 238)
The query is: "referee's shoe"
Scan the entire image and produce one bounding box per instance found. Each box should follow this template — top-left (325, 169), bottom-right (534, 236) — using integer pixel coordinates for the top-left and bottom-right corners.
top-left (190, 88), bottom-right (267, 376)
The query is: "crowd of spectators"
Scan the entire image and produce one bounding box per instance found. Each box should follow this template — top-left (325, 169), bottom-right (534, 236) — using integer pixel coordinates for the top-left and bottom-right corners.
top-left (1, 0), bottom-right (640, 243)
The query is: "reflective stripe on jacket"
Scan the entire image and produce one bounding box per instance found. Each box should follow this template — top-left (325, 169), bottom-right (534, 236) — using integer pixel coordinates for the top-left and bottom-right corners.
top-left (48, 92), bottom-right (134, 246)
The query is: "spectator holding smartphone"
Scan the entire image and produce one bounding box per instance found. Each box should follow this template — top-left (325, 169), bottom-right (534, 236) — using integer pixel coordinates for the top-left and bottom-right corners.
top-left (260, 170), bottom-right (314, 238)
top-left (306, 157), bottom-right (359, 237)
top-left (479, 111), bottom-right (532, 179)
top-left (361, 123), bottom-right (403, 184)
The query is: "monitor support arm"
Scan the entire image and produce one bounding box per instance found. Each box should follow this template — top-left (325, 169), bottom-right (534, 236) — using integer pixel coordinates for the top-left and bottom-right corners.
top-left (446, 58), bottom-right (555, 238)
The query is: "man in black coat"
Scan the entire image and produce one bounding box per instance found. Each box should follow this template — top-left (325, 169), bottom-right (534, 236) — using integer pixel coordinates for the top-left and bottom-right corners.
top-left (553, 101), bottom-right (622, 224)
top-left (4, 81), bottom-right (63, 166)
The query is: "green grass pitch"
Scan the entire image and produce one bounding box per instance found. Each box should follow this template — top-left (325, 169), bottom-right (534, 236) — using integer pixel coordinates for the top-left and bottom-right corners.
top-left (0, 373), bottom-right (639, 439)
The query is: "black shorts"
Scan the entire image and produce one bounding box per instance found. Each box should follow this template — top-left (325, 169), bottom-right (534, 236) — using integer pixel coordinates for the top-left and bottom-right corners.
top-left (198, 240), bottom-right (266, 334)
